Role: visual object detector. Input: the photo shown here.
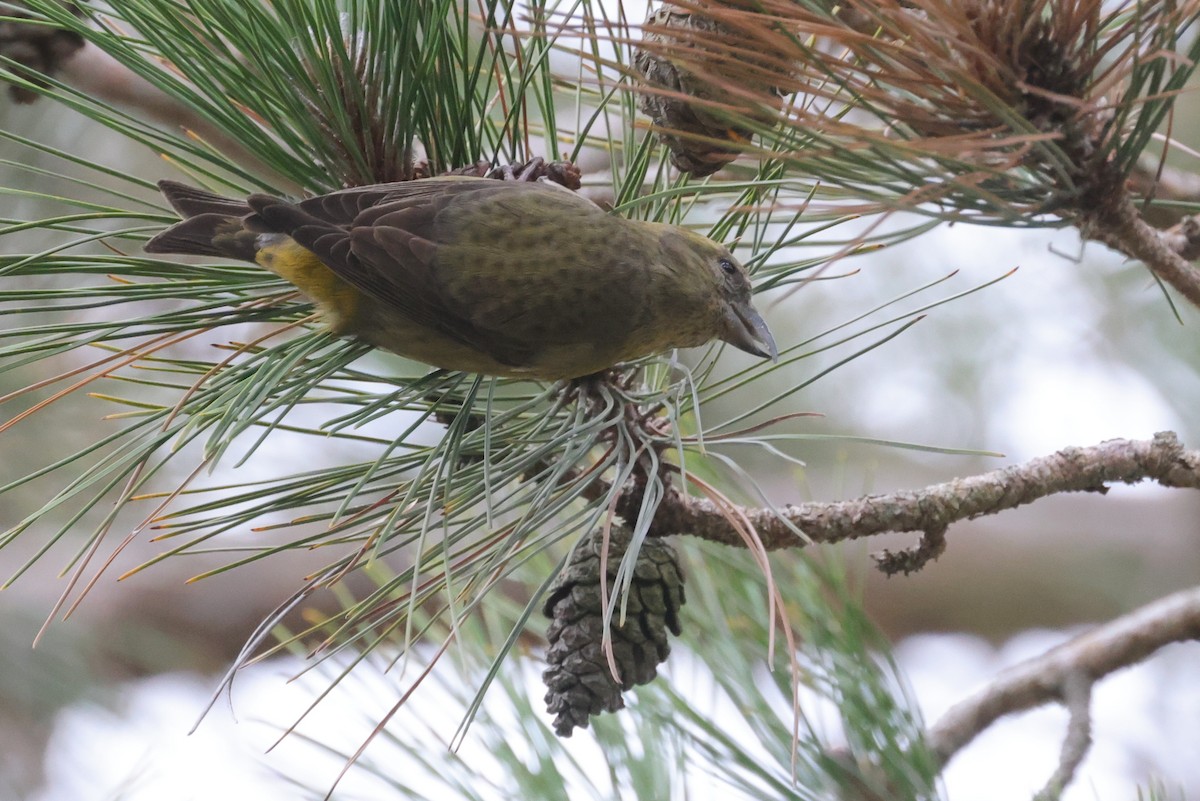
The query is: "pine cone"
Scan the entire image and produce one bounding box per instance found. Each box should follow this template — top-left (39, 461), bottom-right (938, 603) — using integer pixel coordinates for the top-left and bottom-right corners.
top-left (542, 523), bottom-right (685, 736)
top-left (634, 2), bottom-right (785, 177)
top-left (0, 3), bottom-right (86, 104)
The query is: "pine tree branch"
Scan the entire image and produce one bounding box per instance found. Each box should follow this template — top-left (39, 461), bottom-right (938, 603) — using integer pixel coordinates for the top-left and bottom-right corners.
top-left (56, 44), bottom-right (295, 186)
top-left (1156, 216), bottom-right (1200, 262)
top-left (0, 13), bottom-right (216, 146)
top-left (926, 584), bottom-right (1200, 770)
top-left (1084, 191), bottom-right (1200, 308)
top-left (1130, 157), bottom-right (1200, 228)
top-left (641, 432), bottom-right (1200, 574)
top-left (1033, 670), bottom-right (1092, 801)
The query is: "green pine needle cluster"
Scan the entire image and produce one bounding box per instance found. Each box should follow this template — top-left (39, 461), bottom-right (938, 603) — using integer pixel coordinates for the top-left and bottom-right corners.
top-left (0, 1), bottom-right (1026, 794)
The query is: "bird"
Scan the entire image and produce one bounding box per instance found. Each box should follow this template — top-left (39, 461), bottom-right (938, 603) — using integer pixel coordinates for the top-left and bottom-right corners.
top-left (144, 176), bottom-right (777, 380)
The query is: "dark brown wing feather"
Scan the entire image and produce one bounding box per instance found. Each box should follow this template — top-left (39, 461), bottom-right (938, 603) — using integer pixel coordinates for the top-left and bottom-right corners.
top-left (157, 180), bottom-right (253, 218)
top-left (289, 178), bottom-right (499, 227)
top-left (247, 178), bottom-right (548, 364)
top-left (147, 181), bottom-right (259, 260)
top-left (337, 180), bottom-right (615, 361)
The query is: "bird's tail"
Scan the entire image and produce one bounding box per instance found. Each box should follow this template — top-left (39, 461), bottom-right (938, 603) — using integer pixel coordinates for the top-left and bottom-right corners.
top-left (144, 180), bottom-right (259, 262)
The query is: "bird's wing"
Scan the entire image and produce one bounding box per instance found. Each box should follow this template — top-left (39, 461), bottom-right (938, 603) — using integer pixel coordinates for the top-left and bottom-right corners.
top-left (158, 180), bottom-right (254, 218)
top-left (426, 196), bottom-right (636, 347)
top-left (290, 177), bottom-right (493, 226)
top-left (248, 179), bottom-right (610, 367)
top-left (370, 182), bottom-right (620, 328)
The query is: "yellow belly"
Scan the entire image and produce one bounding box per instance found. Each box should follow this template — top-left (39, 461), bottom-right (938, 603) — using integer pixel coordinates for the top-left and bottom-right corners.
top-left (255, 239), bottom-right (362, 335)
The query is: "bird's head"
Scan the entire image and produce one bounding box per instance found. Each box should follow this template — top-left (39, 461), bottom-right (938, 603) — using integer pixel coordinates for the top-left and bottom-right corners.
top-left (660, 229), bottom-right (778, 362)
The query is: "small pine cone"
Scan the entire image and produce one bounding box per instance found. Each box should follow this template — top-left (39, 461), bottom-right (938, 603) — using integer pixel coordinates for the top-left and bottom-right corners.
top-left (0, 3), bottom-right (86, 104)
top-left (542, 523), bottom-right (685, 737)
top-left (633, 3), bottom-right (784, 177)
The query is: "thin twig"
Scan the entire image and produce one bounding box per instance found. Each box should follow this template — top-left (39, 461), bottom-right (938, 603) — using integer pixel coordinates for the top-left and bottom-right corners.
top-left (1033, 670), bottom-right (1093, 801)
top-left (58, 44), bottom-right (298, 190)
top-left (1085, 194), bottom-right (1200, 309)
top-left (1157, 216), bottom-right (1200, 262)
top-left (927, 585), bottom-right (1200, 766)
top-left (1130, 156), bottom-right (1200, 211)
top-left (870, 524), bottom-right (946, 575)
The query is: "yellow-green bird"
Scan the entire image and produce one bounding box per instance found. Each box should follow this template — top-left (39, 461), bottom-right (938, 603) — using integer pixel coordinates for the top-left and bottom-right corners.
top-left (145, 177), bottom-right (777, 380)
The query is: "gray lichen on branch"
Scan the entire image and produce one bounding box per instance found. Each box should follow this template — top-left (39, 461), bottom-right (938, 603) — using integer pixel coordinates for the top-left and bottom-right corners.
top-left (639, 432), bottom-right (1200, 574)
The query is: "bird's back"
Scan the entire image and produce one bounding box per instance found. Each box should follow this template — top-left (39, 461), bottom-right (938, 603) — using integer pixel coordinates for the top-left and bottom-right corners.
top-left (146, 177), bottom-right (726, 379)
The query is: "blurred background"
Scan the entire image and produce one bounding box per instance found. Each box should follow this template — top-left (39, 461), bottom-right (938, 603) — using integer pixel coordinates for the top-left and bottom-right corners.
top-left (2, 7), bottom-right (1199, 800)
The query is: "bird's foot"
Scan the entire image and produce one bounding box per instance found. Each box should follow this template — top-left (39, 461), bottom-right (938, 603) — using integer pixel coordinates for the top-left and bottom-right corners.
top-left (489, 157), bottom-right (583, 190)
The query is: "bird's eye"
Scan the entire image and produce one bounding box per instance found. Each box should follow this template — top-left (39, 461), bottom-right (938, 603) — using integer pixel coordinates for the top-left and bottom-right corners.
top-left (719, 258), bottom-right (737, 276)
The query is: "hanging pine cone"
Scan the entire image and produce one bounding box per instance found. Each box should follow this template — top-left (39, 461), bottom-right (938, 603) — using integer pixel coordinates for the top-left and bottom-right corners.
top-left (542, 522), bottom-right (685, 736)
top-left (633, 2), bottom-right (787, 177)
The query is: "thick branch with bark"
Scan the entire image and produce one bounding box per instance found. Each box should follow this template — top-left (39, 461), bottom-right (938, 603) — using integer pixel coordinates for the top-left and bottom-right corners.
top-left (635, 432), bottom-right (1200, 573)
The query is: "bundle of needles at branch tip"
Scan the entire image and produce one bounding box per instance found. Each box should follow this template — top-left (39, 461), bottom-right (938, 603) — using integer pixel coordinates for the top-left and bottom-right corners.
top-left (632, 0), bottom-right (1200, 225)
